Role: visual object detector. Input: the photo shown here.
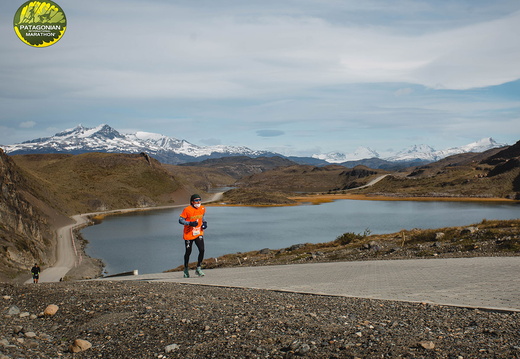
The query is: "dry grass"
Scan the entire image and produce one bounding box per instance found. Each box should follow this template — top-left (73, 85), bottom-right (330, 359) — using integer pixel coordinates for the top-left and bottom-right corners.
top-left (12, 153), bottom-right (183, 214)
top-left (351, 164), bottom-right (520, 199)
top-left (236, 164), bottom-right (388, 193)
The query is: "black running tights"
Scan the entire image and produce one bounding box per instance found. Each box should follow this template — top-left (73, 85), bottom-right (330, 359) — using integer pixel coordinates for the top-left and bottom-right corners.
top-left (184, 236), bottom-right (205, 268)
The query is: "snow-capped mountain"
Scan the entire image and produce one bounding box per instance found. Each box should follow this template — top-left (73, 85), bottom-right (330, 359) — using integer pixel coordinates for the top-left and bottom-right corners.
top-left (385, 144), bottom-right (438, 162)
top-left (313, 147), bottom-right (380, 162)
top-left (313, 138), bottom-right (506, 163)
top-left (0, 124), bottom-right (509, 166)
top-left (434, 138), bottom-right (504, 159)
top-left (1, 124), bottom-right (274, 164)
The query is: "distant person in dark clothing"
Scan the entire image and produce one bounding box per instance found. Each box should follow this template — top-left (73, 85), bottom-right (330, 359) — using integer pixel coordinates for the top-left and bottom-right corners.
top-left (31, 264), bottom-right (40, 283)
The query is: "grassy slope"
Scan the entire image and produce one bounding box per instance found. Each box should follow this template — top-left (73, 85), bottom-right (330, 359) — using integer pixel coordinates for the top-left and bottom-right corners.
top-left (12, 153), bottom-right (183, 214)
top-left (236, 164), bottom-right (387, 192)
top-left (220, 164), bottom-right (389, 204)
top-left (162, 164), bottom-right (236, 192)
top-left (351, 161), bottom-right (519, 199)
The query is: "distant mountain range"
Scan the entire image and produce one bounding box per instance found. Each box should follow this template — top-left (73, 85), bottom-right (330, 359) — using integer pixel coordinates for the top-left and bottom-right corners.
top-left (313, 137), bottom-right (506, 163)
top-left (0, 124), bottom-right (508, 166)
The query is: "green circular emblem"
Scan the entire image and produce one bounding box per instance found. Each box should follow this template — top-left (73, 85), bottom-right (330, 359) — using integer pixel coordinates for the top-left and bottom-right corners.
top-left (13, 1), bottom-right (67, 47)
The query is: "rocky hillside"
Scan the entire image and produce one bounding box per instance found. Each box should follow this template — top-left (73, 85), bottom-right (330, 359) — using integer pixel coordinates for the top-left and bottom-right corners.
top-left (0, 149), bottom-right (64, 282)
top-left (181, 156), bottom-right (297, 179)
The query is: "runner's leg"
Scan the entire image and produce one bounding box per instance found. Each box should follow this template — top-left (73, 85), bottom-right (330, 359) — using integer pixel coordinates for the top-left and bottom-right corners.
top-left (184, 240), bottom-right (194, 268)
top-left (194, 236), bottom-right (205, 267)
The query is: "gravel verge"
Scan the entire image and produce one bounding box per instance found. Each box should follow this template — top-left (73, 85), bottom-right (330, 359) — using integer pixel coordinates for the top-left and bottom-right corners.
top-left (1, 281), bottom-right (519, 358)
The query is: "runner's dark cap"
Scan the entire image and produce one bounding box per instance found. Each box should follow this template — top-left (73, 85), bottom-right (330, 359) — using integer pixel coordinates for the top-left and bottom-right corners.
top-left (190, 194), bottom-right (201, 202)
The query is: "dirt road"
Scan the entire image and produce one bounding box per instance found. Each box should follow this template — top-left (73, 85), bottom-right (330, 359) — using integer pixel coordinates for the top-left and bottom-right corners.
top-left (25, 215), bottom-right (88, 283)
top-left (352, 174), bottom-right (389, 189)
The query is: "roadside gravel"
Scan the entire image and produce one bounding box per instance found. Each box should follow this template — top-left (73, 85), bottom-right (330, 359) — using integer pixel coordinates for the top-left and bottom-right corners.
top-left (2, 281), bottom-right (519, 358)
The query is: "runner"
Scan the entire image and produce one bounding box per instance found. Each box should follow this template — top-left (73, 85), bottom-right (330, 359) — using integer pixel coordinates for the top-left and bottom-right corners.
top-left (178, 194), bottom-right (207, 278)
top-left (31, 263), bottom-right (40, 283)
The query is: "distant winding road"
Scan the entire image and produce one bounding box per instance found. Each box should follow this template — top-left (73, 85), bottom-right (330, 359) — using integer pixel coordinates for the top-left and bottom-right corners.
top-left (25, 215), bottom-right (88, 283)
top-left (351, 174), bottom-right (389, 189)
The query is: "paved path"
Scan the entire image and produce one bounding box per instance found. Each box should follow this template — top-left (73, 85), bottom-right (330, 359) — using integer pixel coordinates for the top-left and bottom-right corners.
top-left (98, 256), bottom-right (520, 312)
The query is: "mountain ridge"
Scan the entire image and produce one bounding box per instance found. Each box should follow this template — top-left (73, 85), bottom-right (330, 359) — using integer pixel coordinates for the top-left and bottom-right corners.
top-left (0, 124), bottom-right (509, 165)
top-left (4, 124), bottom-right (275, 165)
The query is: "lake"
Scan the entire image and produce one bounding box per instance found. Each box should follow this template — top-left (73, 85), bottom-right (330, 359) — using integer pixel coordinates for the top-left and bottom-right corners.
top-left (81, 199), bottom-right (520, 275)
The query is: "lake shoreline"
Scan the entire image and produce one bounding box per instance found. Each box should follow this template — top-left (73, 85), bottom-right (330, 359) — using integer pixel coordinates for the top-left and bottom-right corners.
top-left (290, 193), bottom-right (520, 204)
top-left (207, 193), bottom-right (520, 207)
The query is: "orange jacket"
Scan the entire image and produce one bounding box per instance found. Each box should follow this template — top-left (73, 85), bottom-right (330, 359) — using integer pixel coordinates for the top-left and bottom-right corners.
top-left (179, 205), bottom-right (205, 240)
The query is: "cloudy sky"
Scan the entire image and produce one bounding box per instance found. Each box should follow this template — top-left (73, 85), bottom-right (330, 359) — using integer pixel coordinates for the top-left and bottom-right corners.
top-left (1, 0), bottom-right (519, 157)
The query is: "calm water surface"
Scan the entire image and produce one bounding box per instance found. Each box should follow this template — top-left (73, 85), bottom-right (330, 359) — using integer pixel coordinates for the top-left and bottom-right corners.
top-left (81, 199), bottom-right (520, 275)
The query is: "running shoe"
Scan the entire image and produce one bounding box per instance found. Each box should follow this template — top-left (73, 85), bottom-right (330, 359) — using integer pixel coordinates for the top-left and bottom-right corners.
top-left (195, 267), bottom-right (205, 277)
top-left (183, 268), bottom-right (190, 278)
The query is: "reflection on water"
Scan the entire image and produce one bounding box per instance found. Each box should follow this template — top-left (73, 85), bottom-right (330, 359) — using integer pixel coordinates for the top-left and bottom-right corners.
top-left (81, 199), bottom-right (519, 275)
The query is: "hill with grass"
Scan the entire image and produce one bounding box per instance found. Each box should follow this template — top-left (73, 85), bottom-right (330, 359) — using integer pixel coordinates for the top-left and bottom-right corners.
top-left (162, 156), bottom-right (296, 193)
top-left (11, 152), bottom-right (185, 215)
top-left (348, 141), bottom-right (520, 200)
top-left (222, 164), bottom-right (388, 204)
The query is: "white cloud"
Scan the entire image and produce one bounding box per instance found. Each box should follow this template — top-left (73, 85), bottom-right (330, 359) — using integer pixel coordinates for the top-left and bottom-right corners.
top-left (412, 11), bottom-right (520, 89)
top-left (5, 1), bottom-right (517, 101)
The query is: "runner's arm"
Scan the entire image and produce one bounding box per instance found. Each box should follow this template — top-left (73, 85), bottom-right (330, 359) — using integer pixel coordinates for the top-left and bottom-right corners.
top-left (179, 216), bottom-right (198, 226)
